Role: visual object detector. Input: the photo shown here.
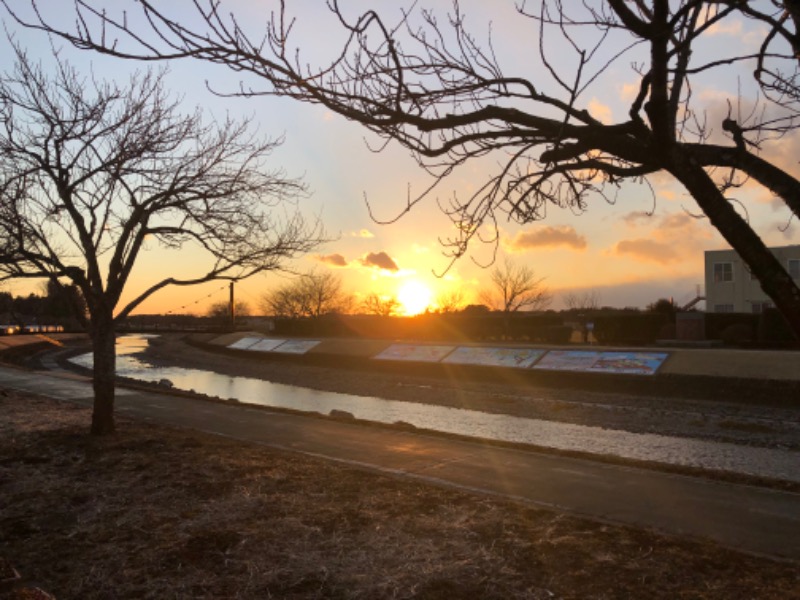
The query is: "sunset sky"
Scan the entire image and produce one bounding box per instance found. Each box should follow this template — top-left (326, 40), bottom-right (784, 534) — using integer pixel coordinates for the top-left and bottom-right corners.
top-left (2, 2), bottom-right (797, 316)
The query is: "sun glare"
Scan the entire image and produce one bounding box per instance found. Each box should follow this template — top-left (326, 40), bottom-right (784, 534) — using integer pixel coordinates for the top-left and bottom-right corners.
top-left (397, 280), bottom-right (432, 316)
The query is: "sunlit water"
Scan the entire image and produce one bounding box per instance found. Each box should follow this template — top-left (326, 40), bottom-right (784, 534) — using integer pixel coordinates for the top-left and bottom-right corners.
top-left (70, 335), bottom-right (800, 482)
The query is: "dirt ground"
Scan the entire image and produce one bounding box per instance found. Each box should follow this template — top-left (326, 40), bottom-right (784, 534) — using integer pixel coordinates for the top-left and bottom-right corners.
top-left (2, 388), bottom-right (800, 600)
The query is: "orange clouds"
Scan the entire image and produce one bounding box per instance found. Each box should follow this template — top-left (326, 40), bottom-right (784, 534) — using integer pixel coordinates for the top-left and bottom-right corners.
top-left (508, 226), bottom-right (587, 252)
top-left (360, 251), bottom-right (399, 271)
top-left (316, 253), bottom-right (348, 267)
top-left (613, 210), bottom-right (713, 264)
top-left (622, 211), bottom-right (653, 226)
top-left (623, 210), bottom-right (702, 233)
top-left (315, 250), bottom-right (400, 271)
top-left (614, 239), bottom-right (681, 264)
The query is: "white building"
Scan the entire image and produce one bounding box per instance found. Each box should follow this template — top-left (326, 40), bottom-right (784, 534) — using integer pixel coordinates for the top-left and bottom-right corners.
top-left (704, 245), bottom-right (800, 313)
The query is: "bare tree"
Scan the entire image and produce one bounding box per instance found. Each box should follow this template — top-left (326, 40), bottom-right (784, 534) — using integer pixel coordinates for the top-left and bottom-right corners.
top-left (261, 285), bottom-right (303, 319)
top-left (262, 270), bottom-right (351, 318)
top-left (303, 271), bottom-right (353, 317)
top-left (435, 289), bottom-right (467, 314)
top-left (208, 300), bottom-right (251, 318)
top-left (0, 49), bottom-right (321, 434)
top-left (207, 299), bottom-right (250, 329)
top-left (479, 258), bottom-right (552, 313)
top-left (360, 292), bottom-right (400, 316)
top-left (7, 1), bottom-right (800, 337)
top-left (563, 290), bottom-right (601, 312)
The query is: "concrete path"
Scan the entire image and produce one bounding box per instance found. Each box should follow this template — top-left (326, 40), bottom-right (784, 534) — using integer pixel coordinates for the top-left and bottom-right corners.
top-left (1, 364), bottom-right (799, 562)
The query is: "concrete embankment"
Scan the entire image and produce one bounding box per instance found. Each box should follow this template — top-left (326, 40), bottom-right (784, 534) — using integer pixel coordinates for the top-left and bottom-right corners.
top-left (192, 331), bottom-right (800, 405)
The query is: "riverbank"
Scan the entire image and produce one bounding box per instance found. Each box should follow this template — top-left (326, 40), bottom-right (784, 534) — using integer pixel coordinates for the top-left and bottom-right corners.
top-left (8, 331), bottom-right (800, 402)
top-left (135, 334), bottom-right (800, 454)
top-left (11, 331), bottom-right (792, 492)
top-left (2, 389), bottom-right (799, 599)
top-left (10, 332), bottom-right (800, 488)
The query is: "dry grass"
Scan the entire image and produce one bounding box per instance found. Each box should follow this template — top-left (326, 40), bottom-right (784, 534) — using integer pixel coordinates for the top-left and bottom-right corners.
top-left (1, 390), bottom-right (798, 600)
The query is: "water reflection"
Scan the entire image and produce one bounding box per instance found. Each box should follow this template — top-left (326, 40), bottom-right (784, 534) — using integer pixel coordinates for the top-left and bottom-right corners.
top-left (70, 335), bottom-right (800, 483)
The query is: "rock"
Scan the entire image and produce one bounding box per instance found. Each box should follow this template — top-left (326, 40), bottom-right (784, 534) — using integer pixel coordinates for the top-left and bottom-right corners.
top-left (329, 409), bottom-right (355, 420)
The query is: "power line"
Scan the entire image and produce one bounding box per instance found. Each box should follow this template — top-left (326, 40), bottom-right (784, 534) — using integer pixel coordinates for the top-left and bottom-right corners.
top-left (164, 284), bottom-right (228, 315)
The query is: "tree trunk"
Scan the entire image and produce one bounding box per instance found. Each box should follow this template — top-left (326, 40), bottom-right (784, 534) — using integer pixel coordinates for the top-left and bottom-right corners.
top-left (669, 150), bottom-right (800, 340)
top-left (90, 311), bottom-right (117, 435)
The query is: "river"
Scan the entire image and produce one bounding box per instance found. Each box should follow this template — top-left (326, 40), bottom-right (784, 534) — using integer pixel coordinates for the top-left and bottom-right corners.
top-left (69, 335), bottom-right (800, 483)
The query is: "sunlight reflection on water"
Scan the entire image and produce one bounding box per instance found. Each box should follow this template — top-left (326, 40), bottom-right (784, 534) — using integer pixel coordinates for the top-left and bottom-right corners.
top-left (69, 335), bottom-right (800, 482)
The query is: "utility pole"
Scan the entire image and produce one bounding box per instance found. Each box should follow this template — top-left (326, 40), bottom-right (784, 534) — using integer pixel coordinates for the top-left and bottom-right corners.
top-left (229, 281), bottom-right (235, 332)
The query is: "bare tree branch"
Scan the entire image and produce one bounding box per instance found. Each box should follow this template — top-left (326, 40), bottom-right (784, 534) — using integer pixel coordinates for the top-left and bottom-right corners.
top-left (479, 257), bottom-right (552, 312)
top-left (261, 269), bottom-right (351, 318)
top-left (5, 0), bottom-right (800, 336)
top-left (0, 47), bottom-right (322, 433)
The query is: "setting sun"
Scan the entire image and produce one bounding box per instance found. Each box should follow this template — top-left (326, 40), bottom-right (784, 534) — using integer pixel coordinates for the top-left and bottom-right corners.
top-left (397, 280), bottom-right (433, 316)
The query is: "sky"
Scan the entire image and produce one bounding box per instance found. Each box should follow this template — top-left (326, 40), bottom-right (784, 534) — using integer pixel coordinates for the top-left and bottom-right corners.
top-left (1, 1), bottom-right (797, 316)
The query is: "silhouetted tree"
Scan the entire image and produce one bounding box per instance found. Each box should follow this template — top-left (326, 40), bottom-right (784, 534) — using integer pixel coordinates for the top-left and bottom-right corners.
top-left (0, 291), bottom-right (12, 314)
top-left (0, 49), bottom-right (321, 434)
top-left (435, 289), bottom-right (467, 314)
top-left (479, 258), bottom-right (552, 313)
top-left (9, 293), bottom-right (43, 322)
top-left (207, 300), bottom-right (250, 329)
top-left (262, 270), bottom-right (351, 318)
top-left (461, 304), bottom-right (491, 316)
top-left (563, 291), bottom-right (601, 313)
top-left (647, 298), bottom-right (678, 317)
top-left (7, 1), bottom-right (800, 337)
top-left (43, 280), bottom-right (88, 327)
top-left (360, 292), bottom-right (400, 317)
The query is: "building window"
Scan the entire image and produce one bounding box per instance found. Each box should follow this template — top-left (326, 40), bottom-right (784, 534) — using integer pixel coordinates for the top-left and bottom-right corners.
top-left (751, 302), bottom-right (773, 314)
top-left (788, 259), bottom-right (800, 279)
top-left (714, 304), bottom-right (734, 313)
top-left (713, 262), bottom-right (733, 282)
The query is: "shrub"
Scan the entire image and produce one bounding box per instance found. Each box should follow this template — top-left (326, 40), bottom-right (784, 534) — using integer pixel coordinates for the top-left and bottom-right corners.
top-left (720, 322), bottom-right (754, 346)
top-left (592, 313), bottom-right (669, 345)
top-left (657, 323), bottom-right (677, 339)
top-left (705, 313), bottom-right (758, 340)
top-left (757, 308), bottom-right (796, 344)
top-left (541, 325), bottom-right (572, 345)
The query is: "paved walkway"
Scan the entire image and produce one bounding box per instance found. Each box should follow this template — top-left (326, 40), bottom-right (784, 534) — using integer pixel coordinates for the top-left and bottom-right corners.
top-left (1, 363), bottom-right (799, 562)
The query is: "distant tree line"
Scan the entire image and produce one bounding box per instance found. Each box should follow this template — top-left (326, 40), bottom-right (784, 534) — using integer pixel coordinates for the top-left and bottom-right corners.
top-left (0, 281), bottom-right (87, 329)
top-left (263, 302), bottom-right (793, 347)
